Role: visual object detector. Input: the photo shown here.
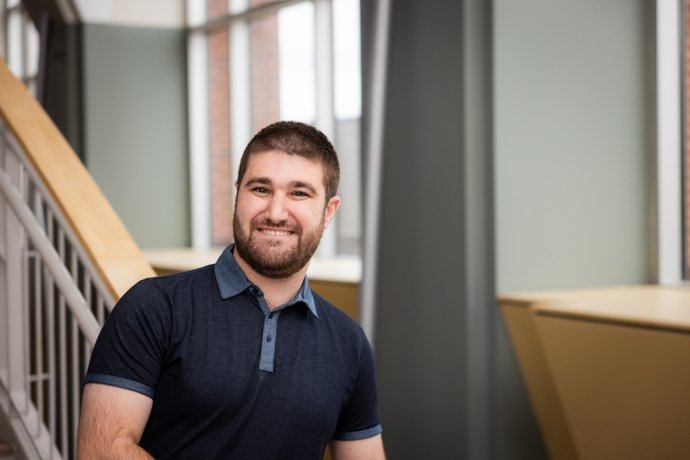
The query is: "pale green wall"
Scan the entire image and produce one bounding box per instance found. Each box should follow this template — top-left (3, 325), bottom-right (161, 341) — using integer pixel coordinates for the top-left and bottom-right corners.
top-left (82, 24), bottom-right (190, 248)
top-left (494, 0), bottom-right (650, 292)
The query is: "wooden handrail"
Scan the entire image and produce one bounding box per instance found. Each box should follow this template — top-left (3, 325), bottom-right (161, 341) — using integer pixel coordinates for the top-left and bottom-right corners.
top-left (0, 59), bottom-right (155, 300)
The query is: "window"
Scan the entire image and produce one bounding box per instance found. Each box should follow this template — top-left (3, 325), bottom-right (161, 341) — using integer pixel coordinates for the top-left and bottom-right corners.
top-left (187, 0), bottom-right (362, 257)
top-left (2, 0), bottom-right (41, 94)
top-left (655, 0), bottom-right (683, 283)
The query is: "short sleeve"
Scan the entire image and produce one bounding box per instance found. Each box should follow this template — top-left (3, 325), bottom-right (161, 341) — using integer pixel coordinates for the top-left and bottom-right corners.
top-left (83, 279), bottom-right (172, 398)
top-left (333, 336), bottom-right (383, 440)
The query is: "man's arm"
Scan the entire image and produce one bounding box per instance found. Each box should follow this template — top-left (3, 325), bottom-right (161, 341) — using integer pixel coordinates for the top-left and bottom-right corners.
top-left (77, 383), bottom-right (154, 459)
top-left (330, 435), bottom-right (385, 460)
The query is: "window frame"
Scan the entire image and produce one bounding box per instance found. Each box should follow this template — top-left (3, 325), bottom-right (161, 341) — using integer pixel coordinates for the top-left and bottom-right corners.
top-left (656, 0), bottom-right (684, 284)
top-left (186, 0), bottom-right (353, 256)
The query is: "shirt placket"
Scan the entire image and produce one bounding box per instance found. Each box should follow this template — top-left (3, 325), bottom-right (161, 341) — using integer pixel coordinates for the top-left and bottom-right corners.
top-left (258, 307), bottom-right (280, 372)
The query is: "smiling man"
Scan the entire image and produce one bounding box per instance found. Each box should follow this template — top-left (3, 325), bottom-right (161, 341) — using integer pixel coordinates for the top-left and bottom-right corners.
top-left (77, 121), bottom-right (385, 459)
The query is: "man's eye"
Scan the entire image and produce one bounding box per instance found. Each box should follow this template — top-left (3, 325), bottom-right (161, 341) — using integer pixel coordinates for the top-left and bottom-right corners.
top-left (252, 187), bottom-right (270, 194)
top-left (292, 190), bottom-right (310, 198)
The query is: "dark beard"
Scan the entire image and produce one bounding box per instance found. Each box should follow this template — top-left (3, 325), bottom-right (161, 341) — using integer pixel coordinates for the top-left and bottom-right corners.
top-left (233, 215), bottom-right (324, 279)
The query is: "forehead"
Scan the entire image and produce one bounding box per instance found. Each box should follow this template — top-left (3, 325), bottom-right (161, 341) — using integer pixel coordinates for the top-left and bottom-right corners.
top-left (242, 150), bottom-right (326, 188)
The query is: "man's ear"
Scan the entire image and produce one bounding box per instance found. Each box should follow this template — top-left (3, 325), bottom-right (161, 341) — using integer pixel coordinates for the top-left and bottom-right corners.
top-left (323, 195), bottom-right (341, 229)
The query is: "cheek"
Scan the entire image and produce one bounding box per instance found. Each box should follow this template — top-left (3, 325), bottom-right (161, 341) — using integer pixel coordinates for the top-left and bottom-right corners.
top-left (299, 208), bottom-right (327, 229)
top-left (236, 197), bottom-right (262, 221)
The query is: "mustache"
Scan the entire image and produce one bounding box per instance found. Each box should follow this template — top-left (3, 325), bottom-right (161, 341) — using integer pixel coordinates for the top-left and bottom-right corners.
top-left (251, 218), bottom-right (300, 232)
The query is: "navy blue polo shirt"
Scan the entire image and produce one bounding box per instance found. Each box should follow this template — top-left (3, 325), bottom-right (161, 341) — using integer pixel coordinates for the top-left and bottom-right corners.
top-left (84, 245), bottom-right (382, 459)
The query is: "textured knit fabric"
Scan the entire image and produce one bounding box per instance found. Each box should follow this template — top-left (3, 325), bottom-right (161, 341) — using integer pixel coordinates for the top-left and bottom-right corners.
top-left (84, 246), bottom-right (381, 459)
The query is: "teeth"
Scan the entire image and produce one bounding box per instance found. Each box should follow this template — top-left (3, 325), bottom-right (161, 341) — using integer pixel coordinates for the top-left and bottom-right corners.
top-left (262, 229), bottom-right (292, 236)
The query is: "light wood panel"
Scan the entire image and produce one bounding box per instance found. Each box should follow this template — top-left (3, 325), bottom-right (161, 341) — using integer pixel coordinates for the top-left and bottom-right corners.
top-left (0, 59), bottom-right (155, 299)
top-left (500, 303), bottom-right (579, 460)
top-left (536, 313), bottom-right (690, 460)
top-left (499, 285), bottom-right (690, 460)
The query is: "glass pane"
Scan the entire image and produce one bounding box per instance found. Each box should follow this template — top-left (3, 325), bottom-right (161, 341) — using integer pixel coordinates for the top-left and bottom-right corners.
top-left (333, 0), bottom-right (361, 120)
top-left (333, 0), bottom-right (362, 255)
top-left (7, 10), bottom-right (23, 77)
top-left (247, 1), bottom-right (316, 131)
top-left (277, 2), bottom-right (315, 123)
top-left (26, 15), bottom-right (40, 78)
top-left (229, 0), bottom-right (247, 15)
top-left (187, 0), bottom-right (208, 27)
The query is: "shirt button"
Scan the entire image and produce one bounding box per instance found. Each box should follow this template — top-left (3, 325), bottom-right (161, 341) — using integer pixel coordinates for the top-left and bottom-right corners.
top-left (268, 313), bottom-right (274, 319)
top-left (266, 335), bottom-right (272, 343)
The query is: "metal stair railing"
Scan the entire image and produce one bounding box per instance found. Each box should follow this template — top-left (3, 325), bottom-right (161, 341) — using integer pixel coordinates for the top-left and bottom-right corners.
top-left (0, 119), bottom-right (112, 460)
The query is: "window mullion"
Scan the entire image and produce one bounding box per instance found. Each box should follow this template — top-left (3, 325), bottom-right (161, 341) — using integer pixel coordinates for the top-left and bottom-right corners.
top-left (314, 0), bottom-right (337, 257)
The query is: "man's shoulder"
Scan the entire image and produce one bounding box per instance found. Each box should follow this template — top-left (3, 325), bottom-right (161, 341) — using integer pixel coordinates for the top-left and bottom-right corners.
top-left (120, 264), bottom-right (217, 307)
top-left (311, 291), bottom-right (367, 338)
top-left (134, 264), bottom-right (216, 289)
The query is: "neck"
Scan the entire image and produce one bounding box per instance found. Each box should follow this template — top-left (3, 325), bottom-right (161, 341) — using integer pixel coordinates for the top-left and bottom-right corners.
top-left (232, 251), bottom-right (309, 310)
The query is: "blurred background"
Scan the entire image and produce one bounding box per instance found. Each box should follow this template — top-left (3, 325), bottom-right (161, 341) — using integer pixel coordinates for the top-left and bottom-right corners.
top-left (1, 0), bottom-right (688, 459)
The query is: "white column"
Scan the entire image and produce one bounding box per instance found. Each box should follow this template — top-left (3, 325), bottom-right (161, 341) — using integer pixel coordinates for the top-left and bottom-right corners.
top-left (314, 0), bottom-right (337, 257)
top-left (655, 0), bottom-right (683, 284)
top-left (188, 0), bottom-right (211, 249)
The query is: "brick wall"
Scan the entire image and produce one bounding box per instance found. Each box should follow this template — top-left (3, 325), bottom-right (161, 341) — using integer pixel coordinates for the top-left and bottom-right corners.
top-left (250, 11), bottom-right (280, 132)
top-left (208, 0), bottom-right (233, 245)
top-left (205, 0), bottom-right (281, 245)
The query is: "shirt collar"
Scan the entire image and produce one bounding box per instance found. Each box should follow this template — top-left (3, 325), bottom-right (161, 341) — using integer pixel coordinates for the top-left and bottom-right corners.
top-left (214, 244), bottom-right (318, 318)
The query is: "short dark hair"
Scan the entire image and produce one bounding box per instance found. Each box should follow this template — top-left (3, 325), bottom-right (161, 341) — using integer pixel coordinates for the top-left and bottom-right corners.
top-left (237, 121), bottom-right (340, 201)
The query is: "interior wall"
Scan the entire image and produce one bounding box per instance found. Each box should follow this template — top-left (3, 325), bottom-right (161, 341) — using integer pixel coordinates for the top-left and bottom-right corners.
top-left (494, 0), bottom-right (650, 292)
top-left (73, 0), bottom-right (185, 28)
top-left (372, 0), bottom-right (651, 459)
top-left (82, 23), bottom-right (190, 248)
top-left (493, 0), bottom-right (650, 459)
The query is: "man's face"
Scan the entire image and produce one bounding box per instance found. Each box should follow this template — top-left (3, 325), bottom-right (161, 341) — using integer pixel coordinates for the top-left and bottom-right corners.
top-left (233, 150), bottom-right (340, 278)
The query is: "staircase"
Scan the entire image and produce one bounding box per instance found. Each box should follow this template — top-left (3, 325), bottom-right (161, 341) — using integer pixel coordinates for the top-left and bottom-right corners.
top-left (0, 58), bottom-right (155, 459)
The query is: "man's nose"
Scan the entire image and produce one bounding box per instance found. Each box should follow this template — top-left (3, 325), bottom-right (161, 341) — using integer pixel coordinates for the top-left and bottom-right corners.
top-left (266, 194), bottom-right (289, 222)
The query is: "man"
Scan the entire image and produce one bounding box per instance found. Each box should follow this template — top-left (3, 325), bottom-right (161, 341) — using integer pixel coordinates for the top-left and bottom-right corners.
top-left (77, 121), bottom-right (385, 459)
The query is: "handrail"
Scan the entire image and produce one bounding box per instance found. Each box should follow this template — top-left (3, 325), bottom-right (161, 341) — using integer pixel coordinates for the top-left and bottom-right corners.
top-left (0, 57), bottom-right (156, 459)
top-left (0, 166), bottom-right (100, 343)
top-left (0, 58), bottom-right (155, 300)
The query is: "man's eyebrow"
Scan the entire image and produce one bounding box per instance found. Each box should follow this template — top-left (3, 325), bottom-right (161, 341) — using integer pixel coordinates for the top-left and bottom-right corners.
top-left (292, 181), bottom-right (318, 195)
top-left (244, 177), bottom-right (319, 195)
top-left (244, 177), bottom-right (272, 187)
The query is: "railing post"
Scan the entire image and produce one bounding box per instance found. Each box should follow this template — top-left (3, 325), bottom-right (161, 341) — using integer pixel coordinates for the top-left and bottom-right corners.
top-left (4, 149), bottom-right (28, 413)
top-left (0, 132), bottom-right (8, 391)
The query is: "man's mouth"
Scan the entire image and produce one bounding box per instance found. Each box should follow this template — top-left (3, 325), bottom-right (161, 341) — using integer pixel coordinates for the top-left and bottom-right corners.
top-left (259, 228), bottom-right (294, 236)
